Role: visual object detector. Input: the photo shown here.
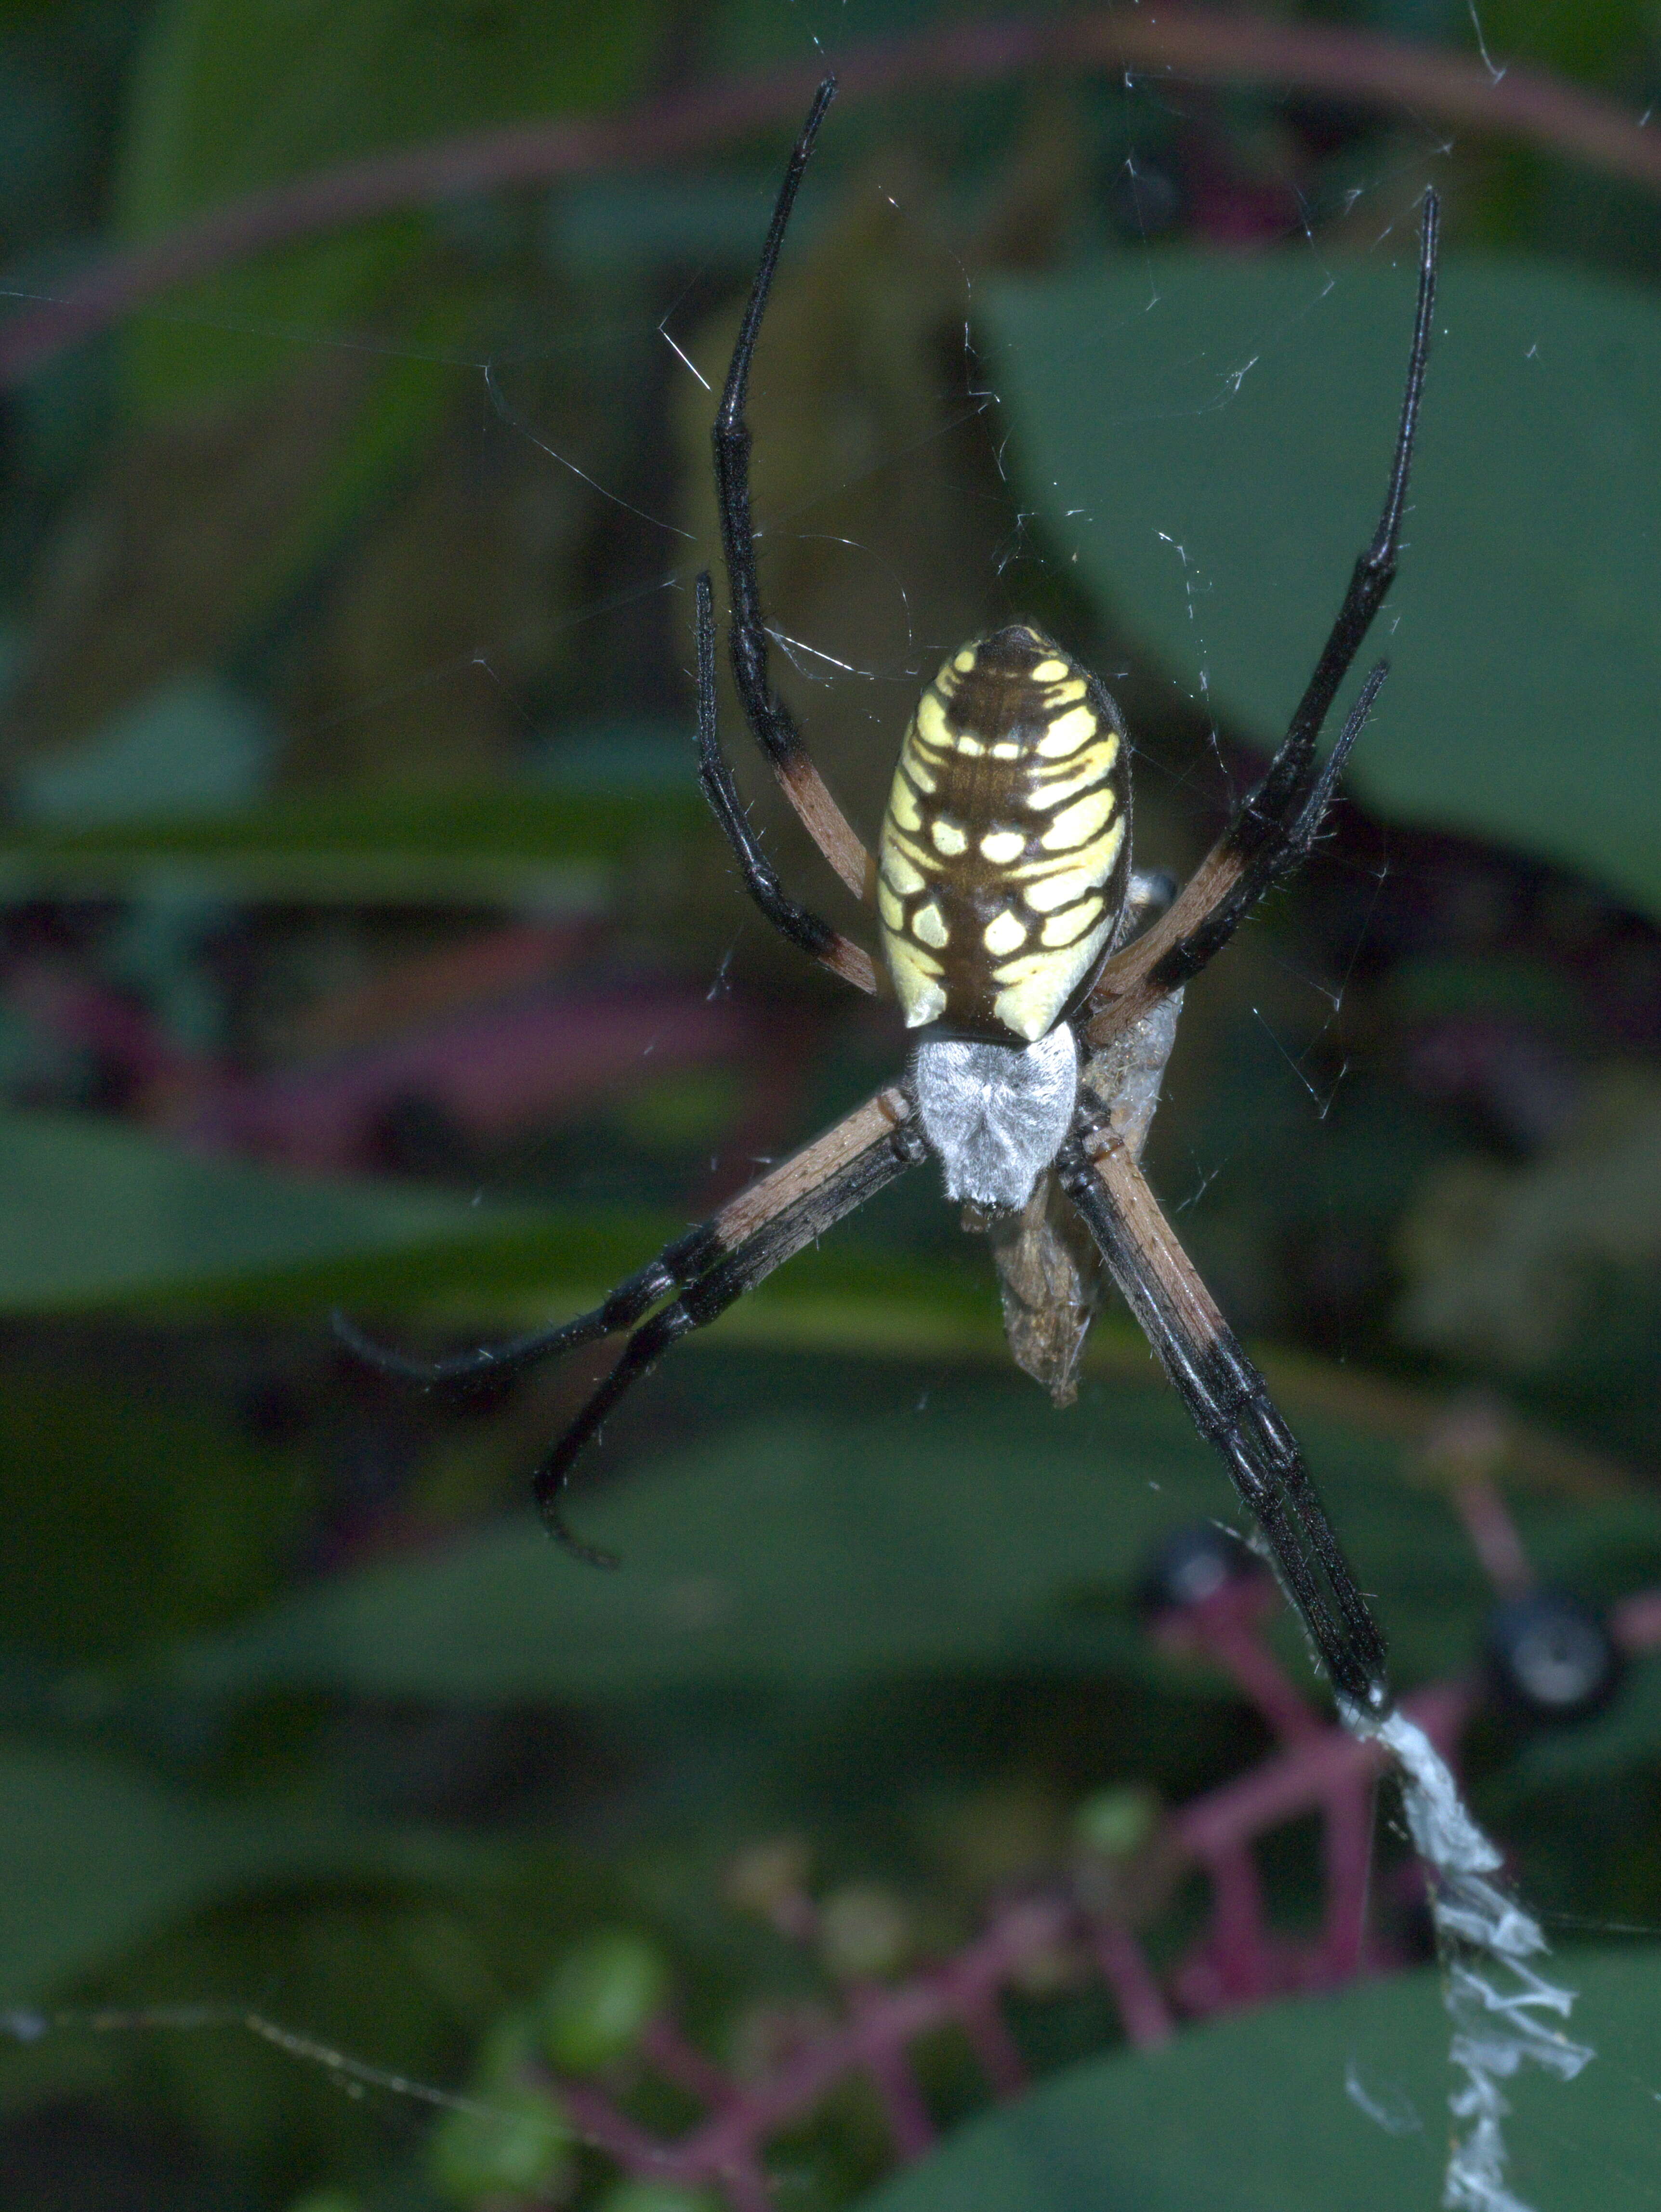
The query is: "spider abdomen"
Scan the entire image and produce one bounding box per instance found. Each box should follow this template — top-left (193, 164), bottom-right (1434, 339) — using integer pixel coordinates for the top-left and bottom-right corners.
top-left (877, 624), bottom-right (1131, 1043)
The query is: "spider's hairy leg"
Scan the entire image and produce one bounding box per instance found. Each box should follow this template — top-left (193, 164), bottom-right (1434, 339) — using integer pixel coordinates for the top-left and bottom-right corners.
top-left (332, 1224), bottom-right (764, 1393)
top-left (1089, 661), bottom-right (1387, 1046)
top-left (694, 574), bottom-right (881, 997)
top-left (1057, 1129), bottom-right (1388, 1709)
top-left (1088, 184), bottom-right (1439, 1040)
top-left (709, 74), bottom-right (876, 905)
top-left (533, 1084), bottom-right (924, 1563)
top-left (339, 1085), bottom-right (922, 1558)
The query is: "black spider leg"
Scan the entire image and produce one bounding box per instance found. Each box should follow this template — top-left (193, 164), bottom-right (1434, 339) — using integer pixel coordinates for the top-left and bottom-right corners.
top-left (1094, 189), bottom-right (1438, 1019)
top-left (1152, 652), bottom-right (1394, 998)
top-left (331, 1230), bottom-right (719, 1392)
top-left (707, 75), bottom-right (873, 907)
top-left (336, 1078), bottom-right (917, 1423)
top-left (693, 571), bottom-right (879, 995)
top-left (1056, 1134), bottom-right (1388, 1710)
top-left (532, 1099), bottom-right (926, 1565)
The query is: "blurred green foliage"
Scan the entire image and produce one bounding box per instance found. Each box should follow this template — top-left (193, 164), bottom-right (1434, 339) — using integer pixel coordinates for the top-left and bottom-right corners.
top-left (983, 251), bottom-right (1661, 919)
top-left (171, 1367), bottom-right (1661, 1704)
top-left (858, 1945), bottom-right (1661, 2210)
top-left (2, 0), bottom-right (1661, 2205)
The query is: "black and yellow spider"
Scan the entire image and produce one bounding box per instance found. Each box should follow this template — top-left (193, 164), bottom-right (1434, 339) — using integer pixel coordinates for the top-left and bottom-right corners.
top-left (344, 79), bottom-right (1438, 1715)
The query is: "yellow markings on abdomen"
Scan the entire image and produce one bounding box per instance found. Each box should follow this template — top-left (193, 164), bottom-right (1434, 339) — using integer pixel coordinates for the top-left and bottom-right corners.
top-left (915, 692), bottom-right (951, 748)
top-left (877, 629), bottom-right (1131, 1040)
top-left (1041, 896), bottom-right (1104, 948)
top-left (1036, 702), bottom-right (1096, 755)
top-left (913, 899), bottom-right (950, 949)
top-left (888, 777), bottom-right (923, 833)
top-left (1041, 786), bottom-right (1117, 850)
top-left (1026, 737), bottom-right (1121, 811)
top-left (1022, 860), bottom-right (1096, 913)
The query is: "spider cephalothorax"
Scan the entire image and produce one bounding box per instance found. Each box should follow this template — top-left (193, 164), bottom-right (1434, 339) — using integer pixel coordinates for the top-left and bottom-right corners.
top-left (343, 77), bottom-right (1439, 1717)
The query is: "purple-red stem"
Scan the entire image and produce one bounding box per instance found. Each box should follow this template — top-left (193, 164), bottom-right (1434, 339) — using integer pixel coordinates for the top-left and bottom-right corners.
top-left (536, 1667), bottom-right (1476, 2205)
top-left (521, 1490), bottom-right (1573, 2212)
top-left (552, 1896), bottom-right (1080, 2205)
top-left (1194, 1841), bottom-right (1274, 2004)
top-left (952, 1988), bottom-right (1030, 2093)
top-left (1453, 1476), bottom-right (1537, 1599)
top-left (640, 2015), bottom-right (742, 2109)
top-left (848, 1986), bottom-right (938, 2158)
top-left (1086, 1918), bottom-right (1176, 2050)
top-left (1613, 1589), bottom-right (1661, 1650)
top-left (5, 8), bottom-right (1661, 386)
top-left (1158, 1583), bottom-right (1323, 1744)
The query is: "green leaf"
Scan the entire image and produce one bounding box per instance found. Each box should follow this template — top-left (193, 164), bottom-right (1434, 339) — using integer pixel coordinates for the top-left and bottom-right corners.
top-left (980, 251), bottom-right (1661, 918)
top-left (0, 1739), bottom-right (474, 2001)
top-left (103, 0), bottom-right (668, 654)
top-left (114, 0), bottom-right (668, 415)
top-left (0, 1367), bottom-right (306, 1659)
top-left (851, 1945), bottom-right (1657, 2212)
top-left (12, 673), bottom-right (276, 828)
top-left (0, 779), bottom-right (701, 904)
top-left (0, 1106), bottom-right (509, 1309)
top-left (0, 1110), bottom-right (976, 1322)
top-left (174, 1365), bottom-right (1661, 1702)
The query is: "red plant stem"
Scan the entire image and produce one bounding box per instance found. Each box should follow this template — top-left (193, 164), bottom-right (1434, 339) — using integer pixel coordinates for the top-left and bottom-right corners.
top-left (1199, 1840), bottom-right (1273, 2000)
top-left (4, 9), bottom-right (1659, 387)
top-left (1174, 1678), bottom-right (1474, 1860)
top-left (1165, 1587), bottom-right (1325, 1742)
top-left (537, 1672), bottom-right (1479, 2205)
top-left (1180, 1584), bottom-right (1392, 1985)
top-left (641, 2015), bottom-right (742, 2108)
top-left (553, 1896), bottom-right (1074, 2204)
top-left (1610, 1588), bottom-right (1661, 1652)
top-left (1085, 1917), bottom-right (1175, 2049)
top-left (848, 1987), bottom-right (938, 2157)
top-left (1452, 1476), bottom-right (1537, 1598)
top-left (527, 1537), bottom-right (1560, 2210)
top-left (951, 1987), bottom-right (1029, 2093)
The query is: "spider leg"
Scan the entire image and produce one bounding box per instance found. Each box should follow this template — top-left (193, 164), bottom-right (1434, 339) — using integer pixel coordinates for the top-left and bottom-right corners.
top-left (532, 1083), bottom-right (924, 1563)
top-left (335, 1304), bottom-right (629, 1389)
top-left (1088, 185), bottom-right (1439, 1042)
top-left (709, 74), bottom-right (876, 907)
top-left (337, 1086), bottom-right (922, 1551)
top-left (1057, 1126), bottom-right (1388, 1711)
top-left (1088, 661), bottom-right (1387, 1049)
top-left (694, 573), bottom-right (881, 996)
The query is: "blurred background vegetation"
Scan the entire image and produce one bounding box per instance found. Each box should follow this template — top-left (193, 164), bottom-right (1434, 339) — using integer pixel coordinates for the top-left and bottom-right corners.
top-left (2, 0), bottom-right (1661, 2204)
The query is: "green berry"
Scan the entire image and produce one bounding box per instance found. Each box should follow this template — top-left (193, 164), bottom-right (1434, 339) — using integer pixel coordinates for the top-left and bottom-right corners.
top-left (429, 2081), bottom-right (571, 2204)
top-left (471, 2008), bottom-right (540, 2091)
top-left (537, 1930), bottom-right (669, 2075)
top-left (1074, 1784), bottom-right (1160, 1860)
top-left (593, 2185), bottom-right (725, 2212)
